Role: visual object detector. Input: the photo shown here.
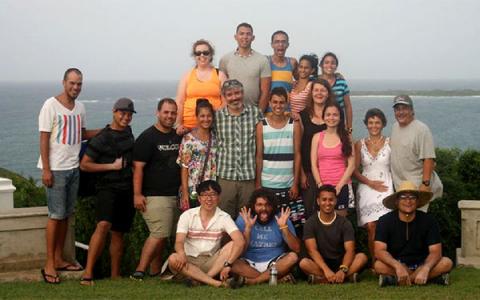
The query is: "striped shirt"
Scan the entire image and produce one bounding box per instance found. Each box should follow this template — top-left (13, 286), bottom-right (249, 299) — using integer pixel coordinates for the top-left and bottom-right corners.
top-left (331, 75), bottom-right (350, 108)
top-left (215, 104), bottom-right (263, 180)
top-left (261, 118), bottom-right (294, 189)
top-left (177, 207), bottom-right (238, 257)
top-left (37, 97), bottom-right (86, 170)
top-left (269, 56), bottom-right (294, 92)
top-left (289, 81), bottom-right (312, 113)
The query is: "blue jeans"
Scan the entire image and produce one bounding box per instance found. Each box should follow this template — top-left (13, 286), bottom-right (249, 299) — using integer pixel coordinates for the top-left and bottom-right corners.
top-left (46, 168), bottom-right (79, 219)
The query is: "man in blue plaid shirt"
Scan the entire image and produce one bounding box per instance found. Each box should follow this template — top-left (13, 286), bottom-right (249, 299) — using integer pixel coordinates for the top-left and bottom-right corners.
top-left (215, 79), bottom-right (263, 219)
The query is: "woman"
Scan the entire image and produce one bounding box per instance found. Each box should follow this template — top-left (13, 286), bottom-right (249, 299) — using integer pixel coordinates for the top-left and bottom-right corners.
top-left (311, 101), bottom-right (355, 217)
top-left (177, 99), bottom-right (217, 211)
top-left (354, 108), bottom-right (392, 261)
top-left (289, 54), bottom-right (318, 120)
top-left (175, 39), bottom-right (227, 135)
top-left (319, 52), bottom-right (353, 133)
top-left (299, 79), bottom-right (333, 218)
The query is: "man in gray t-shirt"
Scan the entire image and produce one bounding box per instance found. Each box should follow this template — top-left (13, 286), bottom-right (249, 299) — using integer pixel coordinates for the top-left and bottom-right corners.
top-left (390, 95), bottom-right (443, 211)
top-left (219, 22), bottom-right (271, 111)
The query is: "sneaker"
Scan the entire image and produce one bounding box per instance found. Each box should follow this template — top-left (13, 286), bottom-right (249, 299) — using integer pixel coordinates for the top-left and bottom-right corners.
top-left (348, 273), bottom-right (359, 283)
top-left (130, 271), bottom-right (145, 281)
top-left (225, 274), bottom-right (245, 289)
top-left (378, 274), bottom-right (397, 287)
top-left (430, 273), bottom-right (449, 286)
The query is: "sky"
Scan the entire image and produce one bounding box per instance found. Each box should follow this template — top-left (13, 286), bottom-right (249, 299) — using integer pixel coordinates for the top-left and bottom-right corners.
top-left (0, 0), bottom-right (479, 81)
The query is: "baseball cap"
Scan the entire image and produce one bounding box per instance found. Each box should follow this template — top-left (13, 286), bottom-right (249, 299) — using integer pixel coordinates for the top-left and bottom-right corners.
top-left (113, 97), bottom-right (136, 113)
top-left (393, 95), bottom-right (413, 108)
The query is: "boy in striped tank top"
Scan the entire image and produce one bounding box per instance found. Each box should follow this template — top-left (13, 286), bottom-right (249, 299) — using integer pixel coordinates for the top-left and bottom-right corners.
top-left (255, 87), bottom-right (304, 233)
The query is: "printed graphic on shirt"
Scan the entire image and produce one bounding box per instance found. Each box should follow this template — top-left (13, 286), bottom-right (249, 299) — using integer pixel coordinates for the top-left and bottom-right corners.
top-left (55, 114), bottom-right (82, 145)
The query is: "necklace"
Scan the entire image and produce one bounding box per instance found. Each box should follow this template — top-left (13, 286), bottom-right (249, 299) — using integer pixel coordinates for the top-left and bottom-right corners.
top-left (318, 211), bottom-right (336, 225)
top-left (366, 135), bottom-right (384, 156)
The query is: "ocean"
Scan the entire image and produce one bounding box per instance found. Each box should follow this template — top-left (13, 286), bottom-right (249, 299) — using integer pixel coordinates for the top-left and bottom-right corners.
top-left (0, 80), bottom-right (479, 181)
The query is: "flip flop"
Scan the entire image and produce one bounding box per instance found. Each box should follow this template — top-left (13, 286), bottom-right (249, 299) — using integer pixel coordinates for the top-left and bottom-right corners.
top-left (80, 277), bottom-right (95, 286)
top-left (56, 263), bottom-right (84, 272)
top-left (41, 269), bottom-right (60, 284)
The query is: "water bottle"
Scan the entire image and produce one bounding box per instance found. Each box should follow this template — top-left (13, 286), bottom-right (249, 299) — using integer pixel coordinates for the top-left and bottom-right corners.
top-left (269, 262), bottom-right (278, 286)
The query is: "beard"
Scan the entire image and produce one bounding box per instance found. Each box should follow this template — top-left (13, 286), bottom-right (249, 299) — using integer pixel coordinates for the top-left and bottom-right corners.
top-left (255, 210), bottom-right (275, 225)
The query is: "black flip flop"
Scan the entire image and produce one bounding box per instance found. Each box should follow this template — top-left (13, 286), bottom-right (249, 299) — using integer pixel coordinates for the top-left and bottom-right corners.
top-left (41, 269), bottom-right (60, 284)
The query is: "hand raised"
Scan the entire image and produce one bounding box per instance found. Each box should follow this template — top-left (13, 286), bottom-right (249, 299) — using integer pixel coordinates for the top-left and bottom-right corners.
top-left (239, 206), bottom-right (257, 228)
top-left (275, 207), bottom-right (291, 228)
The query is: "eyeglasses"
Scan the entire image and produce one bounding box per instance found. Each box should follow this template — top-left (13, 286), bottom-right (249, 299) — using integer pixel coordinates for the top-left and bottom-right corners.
top-left (222, 79), bottom-right (243, 90)
top-left (272, 40), bottom-right (288, 45)
top-left (194, 51), bottom-right (211, 57)
top-left (398, 194), bottom-right (417, 201)
top-left (199, 193), bottom-right (219, 199)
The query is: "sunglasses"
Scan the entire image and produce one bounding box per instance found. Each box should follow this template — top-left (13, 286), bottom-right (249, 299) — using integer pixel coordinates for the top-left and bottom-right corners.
top-left (194, 51), bottom-right (211, 57)
top-left (398, 194), bottom-right (417, 201)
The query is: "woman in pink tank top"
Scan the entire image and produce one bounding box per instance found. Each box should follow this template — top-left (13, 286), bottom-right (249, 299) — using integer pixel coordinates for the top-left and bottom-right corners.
top-left (311, 101), bottom-right (355, 216)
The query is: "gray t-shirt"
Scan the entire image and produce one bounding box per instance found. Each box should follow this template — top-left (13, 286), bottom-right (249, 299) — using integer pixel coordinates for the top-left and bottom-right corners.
top-left (219, 50), bottom-right (271, 107)
top-left (390, 119), bottom-right (443, 201)
top-left (303, 213), bottom-right (354, 261)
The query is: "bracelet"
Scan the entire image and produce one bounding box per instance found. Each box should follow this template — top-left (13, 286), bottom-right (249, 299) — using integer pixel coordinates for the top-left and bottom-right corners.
top-left (339, 264), bottom-right (349, 273)
top-left (279, 225), bottom-right (288, 230)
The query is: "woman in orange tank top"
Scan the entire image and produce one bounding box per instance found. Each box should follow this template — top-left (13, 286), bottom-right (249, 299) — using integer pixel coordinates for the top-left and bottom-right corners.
top-left (175, 39), bottom-right (227, 135)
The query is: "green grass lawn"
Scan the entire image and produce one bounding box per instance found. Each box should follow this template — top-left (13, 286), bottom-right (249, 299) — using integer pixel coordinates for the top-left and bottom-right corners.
top-left (1, 267), bottom-right (480, 299)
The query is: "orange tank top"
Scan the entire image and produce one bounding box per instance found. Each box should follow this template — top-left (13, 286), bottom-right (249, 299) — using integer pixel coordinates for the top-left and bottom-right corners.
top-left (183, 68), bottom-right (222, 128)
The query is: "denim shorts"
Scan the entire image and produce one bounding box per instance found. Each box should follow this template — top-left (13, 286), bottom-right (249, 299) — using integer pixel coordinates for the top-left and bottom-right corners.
top-left (46, 168), bottom-right (79, 220)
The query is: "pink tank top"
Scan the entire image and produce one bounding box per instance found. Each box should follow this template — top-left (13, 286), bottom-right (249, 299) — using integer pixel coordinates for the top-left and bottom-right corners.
top-left (316, 131), bottom-right (347, 185)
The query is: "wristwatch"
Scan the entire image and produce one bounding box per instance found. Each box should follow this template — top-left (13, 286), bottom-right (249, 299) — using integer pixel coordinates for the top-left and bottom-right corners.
top-left (223, 261), bottom-right (233, 268)
top-left (422, 179), bottom-right (431, 187)
top-left (339, 264), bottom-right (349, 273)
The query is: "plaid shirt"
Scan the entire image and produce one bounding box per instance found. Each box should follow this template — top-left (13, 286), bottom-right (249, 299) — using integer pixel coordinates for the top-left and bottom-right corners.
top-left (215, 104), bottom-right (263, 180)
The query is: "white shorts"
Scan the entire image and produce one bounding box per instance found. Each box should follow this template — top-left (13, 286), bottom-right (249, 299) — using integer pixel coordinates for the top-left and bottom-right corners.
top-left (244, 253), bottom-right (287, 273)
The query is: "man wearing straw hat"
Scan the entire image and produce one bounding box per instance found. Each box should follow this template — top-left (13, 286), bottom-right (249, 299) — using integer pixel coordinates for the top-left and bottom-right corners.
top-left (374, 181), bottom-right (453, 287)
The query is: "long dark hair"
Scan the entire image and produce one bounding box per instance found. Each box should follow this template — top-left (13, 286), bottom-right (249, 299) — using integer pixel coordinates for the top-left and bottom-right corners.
top-left (298, 54), bottom-right (319, 80)
top-left (322, 101), bottom-right (352, 157)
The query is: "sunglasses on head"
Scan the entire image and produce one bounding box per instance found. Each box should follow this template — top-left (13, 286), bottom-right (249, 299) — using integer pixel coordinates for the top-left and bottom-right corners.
top-left (194, 51), bottom-right (211, 56)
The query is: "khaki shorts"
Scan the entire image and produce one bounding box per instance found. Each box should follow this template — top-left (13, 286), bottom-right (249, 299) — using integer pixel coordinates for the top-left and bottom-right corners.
top-left (168, 250), bottom-right (222, 280)
top-left (142, 196), bottom-right (178, 239)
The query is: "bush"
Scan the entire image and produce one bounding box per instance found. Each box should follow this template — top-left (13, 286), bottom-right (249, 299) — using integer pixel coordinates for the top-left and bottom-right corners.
top-left (0, 167), bottom-right (46, 208)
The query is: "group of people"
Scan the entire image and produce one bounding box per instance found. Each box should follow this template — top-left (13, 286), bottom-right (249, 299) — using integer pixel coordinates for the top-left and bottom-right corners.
top-left (37, 22), bottom-right (452, 288)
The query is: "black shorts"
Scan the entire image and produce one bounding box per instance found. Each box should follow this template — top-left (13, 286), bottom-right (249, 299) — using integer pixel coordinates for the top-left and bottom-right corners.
top-left (95, 188), bottom-right (135, 233)
top-left (335, 184), bottom-right (351, 210)
top-left (324, 257), bottom-right (342, 272)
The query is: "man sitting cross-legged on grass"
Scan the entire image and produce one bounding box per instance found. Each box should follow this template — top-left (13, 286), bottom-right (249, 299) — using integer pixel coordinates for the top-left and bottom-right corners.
top-left (231, 188), bottom-right (300, 284)
top-left (299, 185), bottom-right (367, 284)
top-left (167, 180), bottom-right (245, 288)
top-left (374, 181), bottom-right (453, 287)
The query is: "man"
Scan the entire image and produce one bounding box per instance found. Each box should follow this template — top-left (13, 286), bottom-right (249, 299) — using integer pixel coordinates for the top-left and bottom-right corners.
top-left (269, 30), bottom-right (297, 93)
top-left (390, 95), bottom-right (443, 211)
top-left (374, 181), bottom-right (453, 287)
top-left (232, 188), bottom-right (299, 285)
top-left (219, 22), bottom-right (271, 111)
top-left (38, 68), bottom-right (98, 284)
top-left (167, 180), bottom-right (245, 288)
top-left (130, 98), bottom-right (182, 280)
top-left (299, 185), bottom-right (367, 284)
top-left (215, 79), bottom-right (263, 219)
top-left (79, 98), bottom-right (136, 286)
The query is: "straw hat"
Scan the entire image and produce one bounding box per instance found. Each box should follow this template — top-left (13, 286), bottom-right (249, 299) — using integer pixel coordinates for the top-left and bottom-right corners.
top-left (383, 181), bottom-right (433, 210)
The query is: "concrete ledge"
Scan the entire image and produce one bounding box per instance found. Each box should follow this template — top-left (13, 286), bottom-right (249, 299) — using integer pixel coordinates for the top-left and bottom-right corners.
top-left (0, 206), bottom-right (48, 272)
top-left (457, 200), bottom-right (480, 268)
top-left (0, 269), bottom-right (83, 283)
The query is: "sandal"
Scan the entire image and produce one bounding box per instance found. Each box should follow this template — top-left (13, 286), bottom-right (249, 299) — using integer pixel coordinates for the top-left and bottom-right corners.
top-left (80, 277), bottom-right (95, 286)
top-left (279, 273), bottom-right (296, 284)
top-left (130, 271), bottom-right (145, 281)
top-left (41, 269), bottom-right (60, 284)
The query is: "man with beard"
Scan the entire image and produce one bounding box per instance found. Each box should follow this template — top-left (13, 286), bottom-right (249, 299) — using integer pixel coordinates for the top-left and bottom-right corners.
top-left (215, 79), bottom-right (263, 219)
top-left (299, 185), bottom-right (367, 284)
top-left (130, 98), bottom-right (182, 280)
top-left (231, 188), bottom-right (300, 285)
top-left (38, 68), bottom-right (99, 283)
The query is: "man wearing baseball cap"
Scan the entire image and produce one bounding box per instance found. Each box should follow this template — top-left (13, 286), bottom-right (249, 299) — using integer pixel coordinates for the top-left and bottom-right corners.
top-left (79, 97), bottom-right (136, 285)
top-left (373, 181), bottom-right (453, 287)
top-left (390, 95), bottom-right (443, 212)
